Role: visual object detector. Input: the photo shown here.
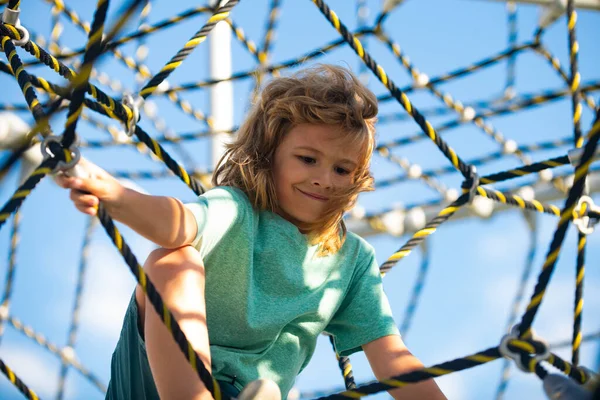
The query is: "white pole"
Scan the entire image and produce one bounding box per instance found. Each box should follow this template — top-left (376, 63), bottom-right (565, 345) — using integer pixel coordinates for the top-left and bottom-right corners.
top-left (209, 0), bottom-right (234, 169)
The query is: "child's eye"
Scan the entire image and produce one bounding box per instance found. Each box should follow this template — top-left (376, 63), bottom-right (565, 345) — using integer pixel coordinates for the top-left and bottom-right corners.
top-left (335, 167), bottom-right (350, 175)
top-left (298, 156), bottom-right (316, 164)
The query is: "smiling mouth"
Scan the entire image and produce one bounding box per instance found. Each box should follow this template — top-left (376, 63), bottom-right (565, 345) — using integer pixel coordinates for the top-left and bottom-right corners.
top-left (297, 189), bottom-right (329, 201)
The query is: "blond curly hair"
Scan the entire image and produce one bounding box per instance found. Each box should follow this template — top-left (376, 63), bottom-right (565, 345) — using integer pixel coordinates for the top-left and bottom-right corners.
top-left (213, 64), bottom-right (377, 256)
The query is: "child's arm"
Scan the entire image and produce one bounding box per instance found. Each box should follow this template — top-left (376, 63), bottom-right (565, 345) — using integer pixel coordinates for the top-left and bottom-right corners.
top-left (56, 158), bottom-right (198, 249)
top-left (363, 335), bottom-right (447, 400)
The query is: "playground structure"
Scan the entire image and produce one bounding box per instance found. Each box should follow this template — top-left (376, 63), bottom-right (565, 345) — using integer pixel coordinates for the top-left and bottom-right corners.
top-left (0, 0), bottom-right (599, 398)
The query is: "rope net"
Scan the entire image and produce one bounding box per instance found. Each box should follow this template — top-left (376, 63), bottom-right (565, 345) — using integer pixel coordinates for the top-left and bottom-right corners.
top-left (0, 0), bottom-right (599, 398)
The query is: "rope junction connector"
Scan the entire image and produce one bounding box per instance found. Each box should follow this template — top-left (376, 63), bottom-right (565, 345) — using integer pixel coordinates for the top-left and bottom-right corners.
top-left (573, 195), bottom-right (600, 235)
top-left (40, 135), bottom-right (81, 173)
top-left (1, 8), bottom-right (30, 47)
top-left (462, 165), bottom-right (480, 204)
top-left (499, 325), bottom-right (550, 373)
top-left (122, 93), bottom-right (144, 137)
top-left (567, 146), bottom-right (600, 167)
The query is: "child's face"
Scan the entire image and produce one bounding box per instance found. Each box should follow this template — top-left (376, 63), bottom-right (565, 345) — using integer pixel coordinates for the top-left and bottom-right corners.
top-left (272, 123), bottom-right (363, 227)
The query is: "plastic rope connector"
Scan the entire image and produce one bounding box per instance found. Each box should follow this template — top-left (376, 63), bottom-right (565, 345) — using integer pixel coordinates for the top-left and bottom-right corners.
top-left (122, 93), bottom-right (143, 136)
top-left (40, 136), bottom-right (81, 173)
top-left (499, 324), bottom-right (550, 373)
top-left (1, 8), bottom-right (30, 47)
top-left (573, 195), bottom-right (600, 235)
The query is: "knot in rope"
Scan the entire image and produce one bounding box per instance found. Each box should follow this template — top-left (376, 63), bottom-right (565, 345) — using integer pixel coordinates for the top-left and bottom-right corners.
top-left (460, 164), bottom-right (480, 203)
top-left (499, 325), bottom-right (550, 373)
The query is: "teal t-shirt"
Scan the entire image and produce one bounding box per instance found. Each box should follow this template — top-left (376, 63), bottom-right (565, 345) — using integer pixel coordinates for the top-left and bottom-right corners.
top-left (106, 186), bottom-right (399, 399)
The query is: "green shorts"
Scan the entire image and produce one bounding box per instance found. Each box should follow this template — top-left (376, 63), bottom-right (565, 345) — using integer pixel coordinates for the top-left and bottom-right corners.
top-left (105, 293), bottom-right (241, 399)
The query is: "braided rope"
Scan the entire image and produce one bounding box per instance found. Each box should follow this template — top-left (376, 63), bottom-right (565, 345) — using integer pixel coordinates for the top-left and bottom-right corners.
top-left (93, 204), bottom-right (226, 399)
top-left (312, 0), bottom-right (472, 178)
top-left (328, 335), bottom-right (356, 390)
top-left (374, 28), bottom-right (533, 179)
top-left (495, 211), bottom-right (538, 400)
top-left (0, 210), bottom-right (21, 344)
top-left (566, 0), bottom-right (585, 369)
top-left (139, 0), bottom-right (239, 99)
top-left (0, 1), bottom-right (598, 398)
top-left (398, 242), bottom-right (430, 338)
top-left (0, 359), bottom-right (39, 400)
top-left (60, 0), bottom-right (110, 149)
top-left (518, 110), bottom-right (600, 338)
top-left (377, 41), bottom-right (536, 103)
top-left (504, 2), bottom-right (518, 96)
top-left (5, 314), bottom-right (106, 392)
top-left (533, 44), bottom-right (597, 111)
top-left (572, 231), bottom-right (585, 366)
top-left (56, 217), bottom-right (99, 399)
top-left (376, 81), bottom-right (600, 151)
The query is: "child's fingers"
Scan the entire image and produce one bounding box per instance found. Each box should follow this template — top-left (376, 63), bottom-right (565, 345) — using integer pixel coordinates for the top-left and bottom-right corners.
top-left (70, 191), bottom-right (99, 208)
top-left (77, 205), bottom-right (98, 216)
top-left (54, 173), bottom-right (72, 189)
top-left (68, 176), bottom-right (103, 196)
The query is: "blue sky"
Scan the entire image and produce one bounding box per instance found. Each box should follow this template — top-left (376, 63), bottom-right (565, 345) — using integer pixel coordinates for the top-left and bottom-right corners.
top-left (0, 0), bottom-right (599, 399)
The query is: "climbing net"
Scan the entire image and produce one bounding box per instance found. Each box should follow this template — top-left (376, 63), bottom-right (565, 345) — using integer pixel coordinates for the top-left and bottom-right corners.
top-left (0, 0), bottom-right (599, 398)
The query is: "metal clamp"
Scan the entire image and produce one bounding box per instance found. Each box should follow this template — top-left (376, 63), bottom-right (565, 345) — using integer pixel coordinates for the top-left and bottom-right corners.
top-left (499, 324), bottom-right (550, 373)
top-left (573, 196), bottom-right (600, 235)
top-left (41, 136), bottom-right (81, 173)
top-left (2, 8), bottom-right (30, 47)
top-left (122, 93), bottom-right (143, 136)
top-left (461, 165), bottom-right (480, 203)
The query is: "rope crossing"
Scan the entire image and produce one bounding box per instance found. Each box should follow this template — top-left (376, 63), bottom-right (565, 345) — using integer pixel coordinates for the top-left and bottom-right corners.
top-left (0, 0), bottom-right (598, 399)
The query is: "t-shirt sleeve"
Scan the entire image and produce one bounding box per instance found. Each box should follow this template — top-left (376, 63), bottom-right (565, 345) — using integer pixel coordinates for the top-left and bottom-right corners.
top-left (325, 244), bottom-right (400, 357)
top-left (184, 186), bottom-right (249, 256)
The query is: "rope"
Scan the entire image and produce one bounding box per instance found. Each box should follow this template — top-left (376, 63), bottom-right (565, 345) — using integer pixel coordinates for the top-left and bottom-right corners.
top-left (139, 1), bottom-right (239, 99)
top-left (572, 231), bottom-right (585, 366)
top-left (566, 0), bottom-right (585, 369)
top-left (518, 110), bottom-right (600, 339)
top-left (504, 2), bottom-right (518, 96)
top-left (375, 29), bottom-right (532, 168)
top-left (0, 210), bottom-right (20, 344)
top-left (93, 203), bottom-right (227, 399)
top-left (316, 346), bottom-right (502, 399)
top-left (398, 242), bottom-right (430, 338)
top-left (376, 81), bottom-right (600, 151)
top-left (566, 0), bottom-right (583, 147)
top-left (534, 44), bottom-right (597, 111)
top-left (311, 0), bottom-right (473, 179)
top-left (0, 0), bottom-right (598, 398)
top-left (56, 217), bottom-right (99, 400)
top-left (0, 158), bottom-right (58, 230)
top-left (60, 0), bottom-right (110, 149)
top-left (376, 137), bottom-right (573, 189)
top-left (377, 41), bottom-right (537, 103)
top-left (5, 314), bottom-right (106, 392)
top-left (1, 37), bottom-right (46, 124)
top-left (495, 211), bottom-right (539, 400)
top-left (328, 335), bottom-right (356, 390)
top-left (0, 359), bottom-right (39, 400)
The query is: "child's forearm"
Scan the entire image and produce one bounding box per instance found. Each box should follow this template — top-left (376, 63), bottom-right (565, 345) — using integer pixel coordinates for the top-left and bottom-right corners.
top-left (109, 188), bottom-right (197, 249)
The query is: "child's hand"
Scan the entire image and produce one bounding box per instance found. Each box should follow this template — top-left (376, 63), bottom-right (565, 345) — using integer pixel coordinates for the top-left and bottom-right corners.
top-left (55, 158), bottom-right (125, 216)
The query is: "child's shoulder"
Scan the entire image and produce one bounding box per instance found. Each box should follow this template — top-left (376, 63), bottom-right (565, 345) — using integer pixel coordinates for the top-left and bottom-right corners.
top-left (341, 229), bottom-right (377, 260)
top-left (203, 185), bottom-right (251, 207)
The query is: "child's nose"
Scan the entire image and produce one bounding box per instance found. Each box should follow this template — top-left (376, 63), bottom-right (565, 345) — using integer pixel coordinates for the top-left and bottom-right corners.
top-left (311, 168), bottom-right (333, 188)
